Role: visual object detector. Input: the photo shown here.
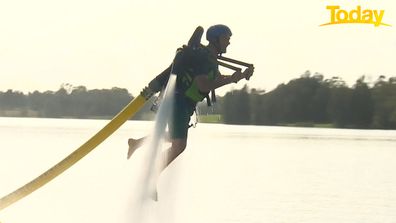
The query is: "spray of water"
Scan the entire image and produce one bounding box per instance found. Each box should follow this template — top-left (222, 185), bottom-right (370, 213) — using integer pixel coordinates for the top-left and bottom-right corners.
top-left (127, 74), bottom-right (177, 223)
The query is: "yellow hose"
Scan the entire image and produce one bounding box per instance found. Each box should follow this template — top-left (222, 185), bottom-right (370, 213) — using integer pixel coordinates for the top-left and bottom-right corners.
top-left (0, 93), bottom-right (148, 210)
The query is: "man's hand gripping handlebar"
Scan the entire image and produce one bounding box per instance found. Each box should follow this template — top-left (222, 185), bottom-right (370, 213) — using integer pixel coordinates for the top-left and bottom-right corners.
top-left (217, 56), bottom-right (255, 83)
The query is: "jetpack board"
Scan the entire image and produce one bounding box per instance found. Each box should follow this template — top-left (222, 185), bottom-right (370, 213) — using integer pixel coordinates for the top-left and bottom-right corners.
top-left (0, 26), bottom-right (205, 211)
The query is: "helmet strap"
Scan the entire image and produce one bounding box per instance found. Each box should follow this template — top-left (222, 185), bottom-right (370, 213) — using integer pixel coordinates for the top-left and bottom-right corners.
top-left (213, 38), bottom-right (222, 55)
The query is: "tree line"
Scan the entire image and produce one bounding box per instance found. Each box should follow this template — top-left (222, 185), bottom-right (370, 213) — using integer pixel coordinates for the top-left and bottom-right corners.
top-left (219, 72), bottom-right (396, 129)
top-left (0, 85), bottom-right (131, 119)
top-left (1, 72), bottom-right (396, 129)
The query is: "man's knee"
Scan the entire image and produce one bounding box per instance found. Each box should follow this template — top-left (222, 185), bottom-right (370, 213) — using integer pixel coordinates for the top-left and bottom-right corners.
top-left (172, 139), bottom-right (187, 155)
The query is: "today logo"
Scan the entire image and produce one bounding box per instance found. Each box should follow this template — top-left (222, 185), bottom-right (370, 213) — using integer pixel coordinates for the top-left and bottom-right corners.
top-left (320, 5), bottom-right (391, 27)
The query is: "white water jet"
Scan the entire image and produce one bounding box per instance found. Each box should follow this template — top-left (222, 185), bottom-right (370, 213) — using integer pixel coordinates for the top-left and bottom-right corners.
top-left (126, 74), bottom-right (177, 223)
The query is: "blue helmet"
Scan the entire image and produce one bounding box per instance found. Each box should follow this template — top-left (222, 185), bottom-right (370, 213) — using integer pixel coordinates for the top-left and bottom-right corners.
top-left (206, 24), bottom-right (232, 43)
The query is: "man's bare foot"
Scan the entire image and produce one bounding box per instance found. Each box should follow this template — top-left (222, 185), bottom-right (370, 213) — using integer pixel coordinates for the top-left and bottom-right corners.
top-left (127, 137), bottom-right (146, 159)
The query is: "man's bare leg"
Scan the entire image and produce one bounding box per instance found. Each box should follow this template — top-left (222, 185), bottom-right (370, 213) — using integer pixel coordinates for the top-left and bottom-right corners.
top-left (127, 132), bottom-right (171, 159)
top-left (127, 136), bottom-right (186, 200)
top-left (161, 138), bottom-right (187, 170)
top-left (150, 138), bottom-right (187, 201)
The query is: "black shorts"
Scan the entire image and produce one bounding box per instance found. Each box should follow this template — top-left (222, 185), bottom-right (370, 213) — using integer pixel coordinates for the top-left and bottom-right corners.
top-left (169, 96), bottom-right (195, 139)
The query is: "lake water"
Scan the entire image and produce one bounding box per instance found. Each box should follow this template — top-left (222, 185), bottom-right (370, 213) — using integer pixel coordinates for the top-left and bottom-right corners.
top-left (1, 117), bottom-right (396, 223)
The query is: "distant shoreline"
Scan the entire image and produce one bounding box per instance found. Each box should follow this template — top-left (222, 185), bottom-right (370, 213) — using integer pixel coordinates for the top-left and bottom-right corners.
top-left (0, 112), bottom-right (224, 124)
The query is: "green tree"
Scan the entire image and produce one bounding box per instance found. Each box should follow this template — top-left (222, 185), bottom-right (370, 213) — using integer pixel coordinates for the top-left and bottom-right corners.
top-left (0, 90), bottom-right (27, 110)
top-left (223, 85), bottom-right (251, 124)
top-left (371, 76), bottom-right (396, 129)
top-left (349, 76), bottom-right (374, 128)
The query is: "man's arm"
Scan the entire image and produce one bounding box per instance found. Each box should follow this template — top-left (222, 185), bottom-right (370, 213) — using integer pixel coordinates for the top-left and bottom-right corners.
top-left (194, 66), bottom-right (254, 92)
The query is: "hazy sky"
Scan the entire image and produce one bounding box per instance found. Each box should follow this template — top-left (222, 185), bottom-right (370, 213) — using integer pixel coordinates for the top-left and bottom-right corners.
top-left (1, 0), bottom-right (395, 96)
